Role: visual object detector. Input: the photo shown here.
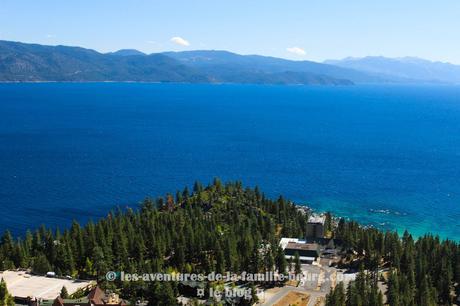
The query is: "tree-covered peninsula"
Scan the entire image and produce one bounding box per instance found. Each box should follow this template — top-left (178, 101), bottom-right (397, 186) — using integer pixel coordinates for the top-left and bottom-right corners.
top-left (0, 180), bottom-right (459, 305)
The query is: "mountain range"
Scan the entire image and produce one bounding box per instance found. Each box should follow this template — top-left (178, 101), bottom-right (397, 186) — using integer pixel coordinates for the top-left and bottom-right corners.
top-left (1, 40), bottom-right (459, 85)
top-left (325, 56), bottom-right (460, 84)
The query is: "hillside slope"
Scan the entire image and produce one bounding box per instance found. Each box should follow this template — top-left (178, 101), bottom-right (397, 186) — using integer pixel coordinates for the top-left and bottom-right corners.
top-left (0, 41), bottom-right (351, 84)
top-left (0, 40), bottom-right (209, 82)
top-left (325, 56), bottom-right (460, 84)
top-left (164, 50), bottom-right (380, 84)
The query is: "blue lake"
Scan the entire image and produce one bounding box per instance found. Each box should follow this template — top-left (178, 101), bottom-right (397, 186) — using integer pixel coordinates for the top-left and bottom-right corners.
top-left (1, 83), bottom-right (459, 239)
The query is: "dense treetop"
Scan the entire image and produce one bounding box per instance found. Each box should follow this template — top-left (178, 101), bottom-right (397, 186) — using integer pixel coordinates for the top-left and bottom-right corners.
top-left (1, 180), bottom-right (459, 305)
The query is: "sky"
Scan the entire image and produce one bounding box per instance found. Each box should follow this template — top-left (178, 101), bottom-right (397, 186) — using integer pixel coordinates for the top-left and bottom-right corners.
top-left (1, 0), bottom-right (460, 64)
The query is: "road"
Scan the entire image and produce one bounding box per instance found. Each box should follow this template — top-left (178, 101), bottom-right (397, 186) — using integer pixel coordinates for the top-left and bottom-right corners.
top-left (260, 286), bottom-right (325, 306)
top-left (260, 264), bottom-right (330, 306)
top-left (259, 263), bottom-right (355, 306)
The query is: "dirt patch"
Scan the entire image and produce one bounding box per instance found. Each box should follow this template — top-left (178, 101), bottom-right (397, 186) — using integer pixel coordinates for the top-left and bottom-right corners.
top-left (273, 291), bottom-right (310, 306)
top-left (313, 296), bottom-right (326, 306)
top-left (286, 279), bottom-right (299, 286)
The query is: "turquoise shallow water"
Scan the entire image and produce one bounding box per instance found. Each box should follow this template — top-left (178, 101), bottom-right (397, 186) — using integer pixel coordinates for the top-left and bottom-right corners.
top-left (0, 83), bottom-right (459, 239)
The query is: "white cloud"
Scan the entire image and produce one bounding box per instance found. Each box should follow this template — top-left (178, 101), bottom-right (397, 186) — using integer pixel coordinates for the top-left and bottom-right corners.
top-left (170, 36), bottom-right (190, 47)
top-left (286, 47), bottom-right (306, 56)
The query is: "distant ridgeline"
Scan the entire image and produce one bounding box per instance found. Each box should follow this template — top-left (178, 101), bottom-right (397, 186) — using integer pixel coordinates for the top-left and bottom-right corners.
top-left (0, 180), bottom-right (459, 304)
top-left (0, 40), bottom-right (354, 85)
top-left (2, 40), bottom-right (460, 85)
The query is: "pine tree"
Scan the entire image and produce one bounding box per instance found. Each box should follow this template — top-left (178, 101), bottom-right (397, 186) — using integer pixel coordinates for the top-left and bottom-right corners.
top-left (275, 246), bottom-right (287, 276)
top-left (92, 246), bottom-right (107, 280)
top-left (215, 245), bottom-right (226, 274)
top-left (324, 212), bottom-right (333, 234)
top-left (60, 286), bottom-right (69, 299)
top-left (32, 254), bottom-right (51, 274)
top-left (249, 244), bottom-right (261, 274)
top-left (0, 279), bottom-right (14, 306)
top-left (0, 232), bottom-right (14, 259)
top-left (225, 236), bottom-right (239, 272)
top-left (326, 282), bottom-right (346, 306)
top-left (288, 256), bottom-right (293, 272)
top-left (369, 282), bottom-right (383, 306)
top-left (148, 282), bottom-right (176, 306)
top-left (346, 282), bottom-right (362, 306)
top-left (264, 248), bottom-right (275, 273)
top-left (419, 276), bottom-right (437, 306)
top-left (388, 271), bottom-right (401, 306)
top-left (294, 252), bottom-right (302, 275)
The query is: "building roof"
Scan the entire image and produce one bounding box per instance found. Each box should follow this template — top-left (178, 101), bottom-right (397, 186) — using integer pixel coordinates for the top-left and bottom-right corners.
top-left (285, 242), bottom-right (319, 252)
top-left (88, 286), bottom-right (105, 304)
top-left (279, 237), bottom-right (303, 249)
top-left (308, 215), bottom-right (326, 224)
top-left (52, 296), bottom-right (89, 306)
top-left (284, 255), bottom-right (317, 262)
top-left (52, 297), bottom-right (64, 306)
top-left (50, 286), bottom-right (127, 306)
top-left (283, 241), bottom-right (320, 259)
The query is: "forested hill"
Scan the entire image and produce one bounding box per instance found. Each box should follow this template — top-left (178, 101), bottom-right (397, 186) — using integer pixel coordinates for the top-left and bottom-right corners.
top-left (0, 40), bottom-right (353, 84)
top-left (0, 40), bottom-right (210, 83)
top-left (3, 40), bottom-right (460, 85)
top-left (0, 180), bottom-right (308, 303)
top-left (0, 180), bottom-right (459, 304)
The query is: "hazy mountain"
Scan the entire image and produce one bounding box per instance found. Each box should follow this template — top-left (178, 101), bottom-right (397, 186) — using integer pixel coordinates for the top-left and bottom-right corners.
top-left (108, 49), bottom-right (147, 56)
top-left (4, 40), bottom-right (458, 85)
top-left (164, 50), bottom-right (382, 83)
top-left (325, 56), bottom-right (460, 84)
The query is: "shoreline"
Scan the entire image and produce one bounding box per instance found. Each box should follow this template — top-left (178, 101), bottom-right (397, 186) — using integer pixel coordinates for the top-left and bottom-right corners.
top-left (293, 202), bottom-right (457, 241)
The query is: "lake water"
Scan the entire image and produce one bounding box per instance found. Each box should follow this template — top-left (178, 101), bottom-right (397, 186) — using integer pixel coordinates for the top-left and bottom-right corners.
top-left (1, 83), bottom-right (459, 239)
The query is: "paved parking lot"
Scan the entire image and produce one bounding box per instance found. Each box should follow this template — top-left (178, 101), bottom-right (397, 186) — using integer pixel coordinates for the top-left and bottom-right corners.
top-left (0, 271), bottom-right (93, 300)
top-left (299, 264), bottom-right (322, 290)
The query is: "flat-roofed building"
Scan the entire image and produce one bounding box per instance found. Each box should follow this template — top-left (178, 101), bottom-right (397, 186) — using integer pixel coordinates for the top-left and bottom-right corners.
top-left (279, 238), bottom-right (320, 265)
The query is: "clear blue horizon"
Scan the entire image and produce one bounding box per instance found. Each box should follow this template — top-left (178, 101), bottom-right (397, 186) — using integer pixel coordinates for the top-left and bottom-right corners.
top-left (1, 0), bottom-right (459, 64)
